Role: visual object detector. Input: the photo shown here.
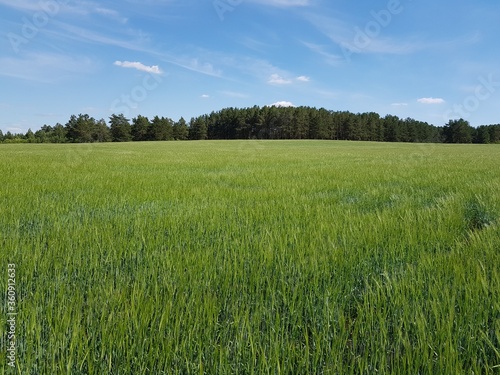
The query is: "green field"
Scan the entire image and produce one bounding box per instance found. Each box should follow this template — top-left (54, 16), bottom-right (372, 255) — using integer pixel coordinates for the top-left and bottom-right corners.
top-left (1, 141), bottom-right (499, 374)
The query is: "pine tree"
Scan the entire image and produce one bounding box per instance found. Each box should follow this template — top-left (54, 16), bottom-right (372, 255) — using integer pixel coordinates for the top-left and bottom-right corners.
top-left (109, 114), bottom-right (132, 142)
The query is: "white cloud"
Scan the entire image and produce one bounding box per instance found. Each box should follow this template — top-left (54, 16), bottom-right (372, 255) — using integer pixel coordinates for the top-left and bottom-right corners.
top-left (53, 22), bottom-right (221, 78)
top-left (200, 94), bottom-right (210, 98)
top-left (391, 102), bottom-right (408, 106)
top-left (219, 91), bottom-right (249, 98)
top-left (114, 61), bottom-right (162, 74)
top-left (270, 101), bottom-right (295, 107)
top-left (417, 97), bottom-right (445, 104)
top-left (268, 74), bottom-right (292, 85)
top-left (296, 76), bottom-right (310, 82)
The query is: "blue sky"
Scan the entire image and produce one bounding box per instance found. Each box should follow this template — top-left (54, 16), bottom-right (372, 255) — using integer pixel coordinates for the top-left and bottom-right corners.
top-left (1, 0), bottom-right (499, 134)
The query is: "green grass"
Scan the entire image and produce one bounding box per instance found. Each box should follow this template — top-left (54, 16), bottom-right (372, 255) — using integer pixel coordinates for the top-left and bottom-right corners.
top-left (1, 140), bottom-right (499, 374)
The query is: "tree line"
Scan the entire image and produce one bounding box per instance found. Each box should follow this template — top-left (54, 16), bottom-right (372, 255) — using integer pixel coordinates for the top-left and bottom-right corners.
top-left (1, 106), bottom-right (500, 144)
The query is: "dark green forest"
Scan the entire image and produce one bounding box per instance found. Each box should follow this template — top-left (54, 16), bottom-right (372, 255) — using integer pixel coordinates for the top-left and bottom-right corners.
top-left (2, 106), bottom-right (499, 144)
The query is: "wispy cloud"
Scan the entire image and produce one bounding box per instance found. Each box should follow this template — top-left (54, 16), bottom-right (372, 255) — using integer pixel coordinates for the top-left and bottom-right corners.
top-left (268, 74), bottom-right (292, 85)
top-left (124, 0), bottom-right (177, 4)
top-left (0, 0), bottom-right (48, 12)
top-left (266, 74), bottom-right (308, 84)
top-left (246, 0), bottom-right (310, 7)
top-left (0, 52), bottom-right (96, 82)
top-left (0, 0), bottom-right (124, 18)
top-left (159, 56), bottom-right (222, 77)
top-left (417, 97), bottom-right (445, 104)
top-left (219, 91), bottom-right (249, 98)
top-left (50, 21), bottom-right (222, 78)
top-left (114, 61), bottom-right (162, 74)
top-left (391, 102), bottom-right (408, 107)
top-left (305, 13), bottom-right (423, 56)
top-left (186, 58), bottom-right (221, 76)
top-left (302, 41), bottom-right (344, 65)
top-left (225, 56), bottom-right (292, 84)
top-left (95, 8), bottom-right (128, 23)
top-left (53, 21), bottom-right (152, 52)
top-left (200, 94), bottom-right (210, 98)
top-left (237, 37), bottom-right (270, 53)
